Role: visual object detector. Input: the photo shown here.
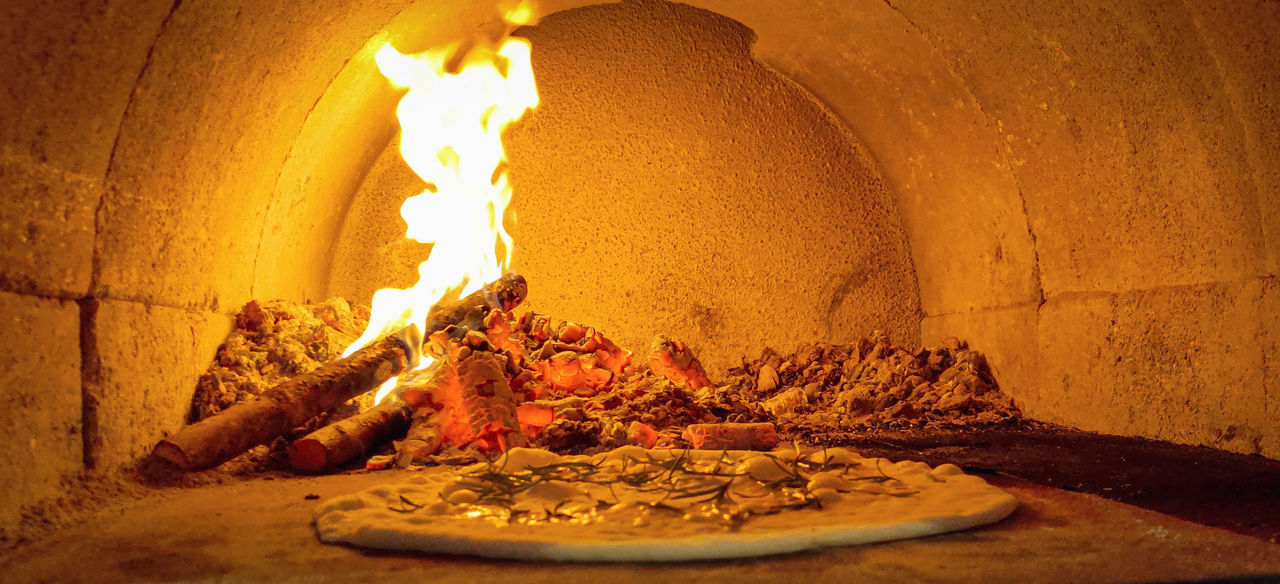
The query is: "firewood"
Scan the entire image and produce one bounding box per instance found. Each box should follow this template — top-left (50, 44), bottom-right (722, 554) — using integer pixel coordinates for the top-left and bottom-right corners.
top-left (395, 409), bottom-right (445, 468)
top-left (682, 423), bottom-right (778, 450)
top-left (407, 350), bottom-right (525, 454)
top-left (288, 401), bottom-right (413, 473)
top-left (192, 297), bottom-right (369, 423)
top-left (152, 330), bottom-right (418, 471)
top-left (425, 272), bottom-right (527, 334)
top-left (648, 335), bottom-right (710, 389)
top-left (153, 273), bottom-right (529, 472)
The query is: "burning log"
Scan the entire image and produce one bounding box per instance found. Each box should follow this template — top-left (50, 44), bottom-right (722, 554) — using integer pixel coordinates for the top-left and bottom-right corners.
top-left (648, 335), bottom-right (711, 389)
top-left (426, 273), bottom-right (528, 334)
top-left (153, 273), bottom-right (529, 472)
top-left (191, 298), bottom-right (369, 423)
top-left (407, 349), bottom-right (525, 453)
top-left (394, 409), bottom-right (445, 468)
top-left (153, 329), bottom-right (419, 471)
top-left (682, 422), bottom-right (779, 450)
top-left (288, 401), bottom-right (413, 473)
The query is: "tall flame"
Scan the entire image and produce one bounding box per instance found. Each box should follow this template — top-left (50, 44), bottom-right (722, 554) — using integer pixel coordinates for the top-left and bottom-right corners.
top-left (344, 9), bottom-right (539, 404)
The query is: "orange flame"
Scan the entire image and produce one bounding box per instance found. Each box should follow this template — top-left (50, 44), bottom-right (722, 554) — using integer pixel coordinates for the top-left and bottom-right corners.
top-left (345, 5), bottom-right (539, 404)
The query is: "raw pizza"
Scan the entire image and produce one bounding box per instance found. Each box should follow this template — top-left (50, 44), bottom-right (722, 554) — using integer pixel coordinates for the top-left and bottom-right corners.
top-left (313, 446), bottom-right (1017, 562)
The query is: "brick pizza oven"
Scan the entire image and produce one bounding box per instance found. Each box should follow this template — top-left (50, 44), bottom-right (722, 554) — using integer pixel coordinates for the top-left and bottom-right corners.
top-left (2, 0), bottom-right (1278, 580)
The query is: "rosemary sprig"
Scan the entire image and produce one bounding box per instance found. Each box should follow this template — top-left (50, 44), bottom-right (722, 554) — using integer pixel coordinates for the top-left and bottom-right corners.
top-left (388, 495), bottom-right (424, 513)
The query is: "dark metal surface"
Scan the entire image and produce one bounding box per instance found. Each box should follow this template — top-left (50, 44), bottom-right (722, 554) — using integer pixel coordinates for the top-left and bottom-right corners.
top-left (805, 421), bottom-right (1280, 543)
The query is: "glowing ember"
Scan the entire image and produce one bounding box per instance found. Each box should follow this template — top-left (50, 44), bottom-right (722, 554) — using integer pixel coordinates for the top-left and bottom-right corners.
top-left (343, 5), bottom-right (539, 404)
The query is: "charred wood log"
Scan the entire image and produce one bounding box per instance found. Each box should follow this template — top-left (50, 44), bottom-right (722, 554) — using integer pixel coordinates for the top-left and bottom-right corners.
top-left (152, 273), bottom-right (528, 472)
top-left (395, 409), bottom-right (445, 468)
top-left (682, 422), bottom-right (778, 450)
top-left (402, 350), bottom-right (525, 455)
top-left (648, 335), bottom-right (711, 389)
top-left (152, 330), bottom-right (418, 471)
top-left (425, 273), bottom-right (527, 336)
top-left (288, 400), bottom-right (413, 473)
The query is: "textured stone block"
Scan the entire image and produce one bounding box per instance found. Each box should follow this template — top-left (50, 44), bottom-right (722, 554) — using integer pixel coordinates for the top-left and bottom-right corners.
top-left (1035, 292), bottom-right (1123, 432)
top-left (1185, 2), bottom-right (1280, 275)
top-left (0, 292), bottom-right (81, 533)
top-left (98, 0), bottom-right (415, 311)
top-left (888, 0), bottom-right (1268, 294)
top-left (694, 0), bottom-right (1041, 315)
top-left (1035, 282), bottom-right (1273, 457)
top-left (0, 156), bottom-right (98, 297)
top-left (0, 0), bottom-right (171, 176)
top-left (1109, 281), bottom-right (1269, 455)
top-left (88, 299), bottom-right (231, 469)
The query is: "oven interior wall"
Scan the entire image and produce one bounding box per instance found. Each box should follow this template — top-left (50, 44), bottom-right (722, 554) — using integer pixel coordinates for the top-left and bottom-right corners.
top-left (1, 0), bottom-right (1277, 536)
top-left (328, 0), bottom-right (921, 376)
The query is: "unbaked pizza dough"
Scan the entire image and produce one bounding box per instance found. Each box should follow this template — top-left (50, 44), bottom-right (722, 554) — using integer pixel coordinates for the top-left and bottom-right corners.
top-left (313, 446), bottom-right (1017, 562)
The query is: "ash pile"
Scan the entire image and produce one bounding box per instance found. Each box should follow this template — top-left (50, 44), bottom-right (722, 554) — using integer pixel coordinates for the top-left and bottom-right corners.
top-left (192, 298), bottom-right (373, 421)
top-left (159, 274), bottom-right (1019, 475)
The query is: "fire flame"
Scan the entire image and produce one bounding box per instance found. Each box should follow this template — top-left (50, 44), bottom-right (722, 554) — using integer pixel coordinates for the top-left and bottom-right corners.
top-left (343, 6), bottom-right (539, 404)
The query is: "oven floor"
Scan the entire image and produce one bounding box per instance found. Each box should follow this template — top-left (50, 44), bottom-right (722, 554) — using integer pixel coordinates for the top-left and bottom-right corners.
top-left (809, 423), bottom-right (1280, 542)
top-left (3, 470), bottom-right (1279, 583)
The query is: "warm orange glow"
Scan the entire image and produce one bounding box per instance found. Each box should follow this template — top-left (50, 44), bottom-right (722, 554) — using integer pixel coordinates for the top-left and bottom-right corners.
top-left (344, 4), bottom-right (539, 404)
top-left (502, 0), bottom-right (537, 26)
